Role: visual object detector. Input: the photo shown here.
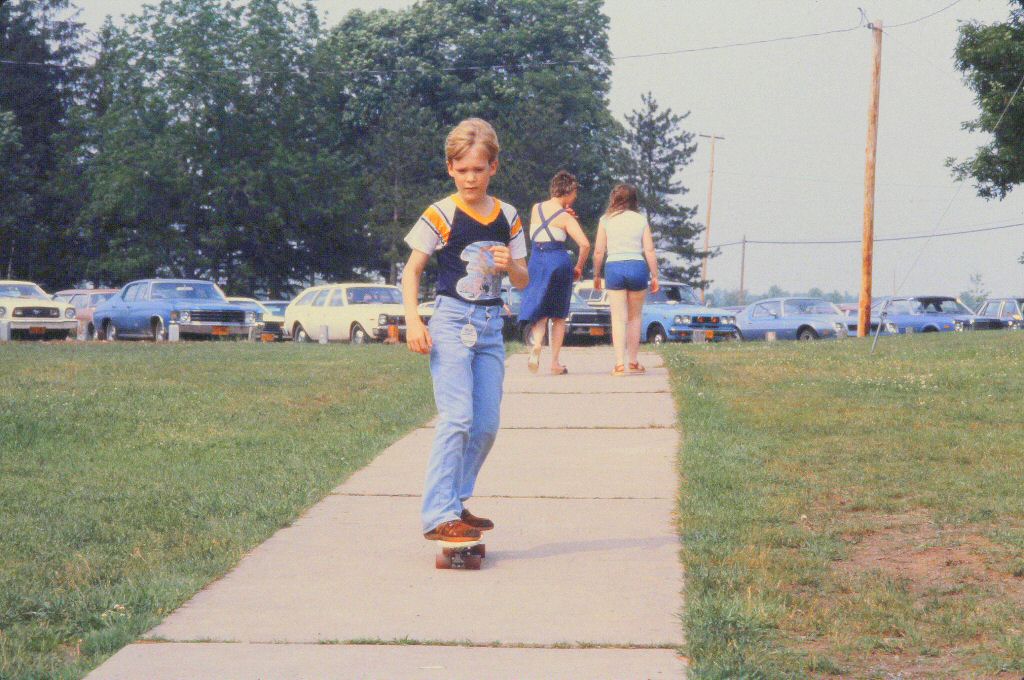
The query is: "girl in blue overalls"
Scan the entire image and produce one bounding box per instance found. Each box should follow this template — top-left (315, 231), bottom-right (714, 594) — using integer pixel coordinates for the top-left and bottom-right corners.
top-left (519, 171), bottom-right (592, 375)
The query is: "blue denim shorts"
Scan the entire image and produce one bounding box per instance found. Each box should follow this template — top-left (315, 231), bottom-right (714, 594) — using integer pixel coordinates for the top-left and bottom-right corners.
top-left (605, 259), bottom-right (649, 291)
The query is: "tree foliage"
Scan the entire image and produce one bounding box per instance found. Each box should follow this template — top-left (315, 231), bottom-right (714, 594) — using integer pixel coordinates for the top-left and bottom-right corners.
top-left (951, 2), bottom-right (1024, 200)
top-left (617, 92), bottom-right (705, 285)
top-left (0, 0), bottom-right (84, 286)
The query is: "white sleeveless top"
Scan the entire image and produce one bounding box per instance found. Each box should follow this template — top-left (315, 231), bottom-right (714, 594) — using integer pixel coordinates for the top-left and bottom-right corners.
top-left (601, 210), bottom-right (647, 262)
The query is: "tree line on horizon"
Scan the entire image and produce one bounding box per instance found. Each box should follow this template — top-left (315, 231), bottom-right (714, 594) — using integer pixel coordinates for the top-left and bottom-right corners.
top-left (1, 0), bottom-right (708, 298)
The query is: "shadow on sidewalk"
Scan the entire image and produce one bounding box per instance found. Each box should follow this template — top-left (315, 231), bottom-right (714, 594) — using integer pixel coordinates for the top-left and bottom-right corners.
top-left (494, 535), bottom-right (677, 561)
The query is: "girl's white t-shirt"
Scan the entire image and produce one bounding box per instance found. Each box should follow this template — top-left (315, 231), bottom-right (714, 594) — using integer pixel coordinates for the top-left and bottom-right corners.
top-left (601, 210), bottom-right (647, 262)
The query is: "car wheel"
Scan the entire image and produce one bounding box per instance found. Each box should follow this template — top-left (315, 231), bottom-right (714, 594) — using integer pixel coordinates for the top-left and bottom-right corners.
top-left (797, 327), bottom-right (818, 341)
top-left (647, 325), bottom-right (667, 345)
top-left (294, 324), bottom-right (309, 342)
top-left (923, 326), bottom-right (937, 333)
top-left (87, 323), bottom-right (97, 341)
top-left (103, 321), bottom-right (118, 341)
top-left (151, 317), bottom-right (166, 341)
top-left (351, 324), bottom-right (368, 345)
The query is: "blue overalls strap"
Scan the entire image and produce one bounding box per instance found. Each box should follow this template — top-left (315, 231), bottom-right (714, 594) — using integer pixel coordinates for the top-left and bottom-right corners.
top-left (532, 203), bottom-right (566, 243)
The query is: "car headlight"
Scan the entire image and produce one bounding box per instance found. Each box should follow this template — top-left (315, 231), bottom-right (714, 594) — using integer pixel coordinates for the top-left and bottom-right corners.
top-left (65, 308), bottom-right (76, 319)
top-left (954, 320), bottom-right (964, 332)
top-left (682, 315), bottom-right (692, 325)
top-left (673, 315), bottom-right (683, 325)
top-left (885, 322), bottom-right (898, 334)
top-left (727, 316), bottom-right (736, 325)
top-left (245, 311), bottom-right (256, 324)
top-left (0, 306), bottom-right (7, 318)
top-left (179, 311), bottom-right (191, 323)
top-left (378, 314), bottom-right (389, 326)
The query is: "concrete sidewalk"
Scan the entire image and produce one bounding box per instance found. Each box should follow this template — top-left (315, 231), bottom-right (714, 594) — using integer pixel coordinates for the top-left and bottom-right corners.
top-left (87, 347), bottom-right (686, 679)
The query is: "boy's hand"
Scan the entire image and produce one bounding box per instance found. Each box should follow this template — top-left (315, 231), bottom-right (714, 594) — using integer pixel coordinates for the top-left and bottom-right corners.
top-left (406, 319), bottom-right (432, 354)
top-left (488, 245), bottom-right (512, 272)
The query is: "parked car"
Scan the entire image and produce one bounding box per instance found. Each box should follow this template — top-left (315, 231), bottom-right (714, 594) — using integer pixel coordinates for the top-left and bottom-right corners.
top-left (227, 297), bottom-right (286, 341)
top-left (53, 288), bottom-right (119, 339)
top-left (92, 279), bottom-right (258, 340)
top-left (911, 296), bottom-right (1003, 331)
top-left (644, 283), bottom-right (738, 344)
top-left (976, 297), bottom-right (1023, 330)
top-left (737, 297), bottom-right (847, 341)
top-left (861, 297), bottom-right (961, 335)
top-left (285, 283), bottom-right (411, 343)
top-left (0, 280), bottom-right (77, 340)
top-left (504, 284), bottom-right (610, 345)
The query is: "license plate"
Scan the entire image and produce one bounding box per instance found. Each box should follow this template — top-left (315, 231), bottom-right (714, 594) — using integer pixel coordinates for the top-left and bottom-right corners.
top-left (30, 326), bottom-right (45, 335)
top-left (705, 330), bottom-right (715, 340)
top-left (212, 326), bottom-right (229, 336)
top-left (589, 327), bottom-right (605, 337)
top-left (261, 333), bottom-right (276, 343)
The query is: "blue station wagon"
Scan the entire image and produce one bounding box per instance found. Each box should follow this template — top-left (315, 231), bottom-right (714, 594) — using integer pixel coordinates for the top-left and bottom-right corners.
top-left (93, 279), bottom-right (259, 340)
top-left (976, 297), bottom-right (1023, 330)
top-left (737, 297), bottom-right (848, 341)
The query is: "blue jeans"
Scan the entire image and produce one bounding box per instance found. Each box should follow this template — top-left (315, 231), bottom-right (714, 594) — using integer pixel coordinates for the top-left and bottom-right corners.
top-left (422, 295), bottom-right (506, 533)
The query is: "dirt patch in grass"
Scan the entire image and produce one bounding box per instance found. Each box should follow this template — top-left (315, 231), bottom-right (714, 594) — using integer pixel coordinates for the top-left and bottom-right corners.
top-left (839, 515), bottom-right (1020, 597)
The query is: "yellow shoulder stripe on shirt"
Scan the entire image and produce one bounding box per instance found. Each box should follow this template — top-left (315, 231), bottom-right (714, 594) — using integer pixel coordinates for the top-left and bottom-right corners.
top-left (422, 204), bottom-right (452, 244)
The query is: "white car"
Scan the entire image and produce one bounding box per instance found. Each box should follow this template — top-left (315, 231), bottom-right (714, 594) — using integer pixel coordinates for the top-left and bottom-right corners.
top-left (0, 280), bottom-right (77, 340)
top-left (285, 283), bottom-right (418, 344)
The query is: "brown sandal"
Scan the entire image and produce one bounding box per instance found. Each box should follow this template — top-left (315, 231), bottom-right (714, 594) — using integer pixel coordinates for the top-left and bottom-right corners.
top-left (629, 362), bottom-right (646, 374)
top-left (551, 365), bottom-right (568, 375)
top-left (611, 364), bottom-right (626, 377)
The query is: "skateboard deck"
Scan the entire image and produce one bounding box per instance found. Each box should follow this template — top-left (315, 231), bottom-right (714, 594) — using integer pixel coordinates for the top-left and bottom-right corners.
top-left (435, 540), bottom-right (486, 570)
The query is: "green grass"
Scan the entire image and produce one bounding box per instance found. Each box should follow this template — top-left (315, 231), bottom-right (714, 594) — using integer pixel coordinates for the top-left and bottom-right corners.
top-left (663, 331), bottom-right (1024, 679)
top-left (0, 341), bottom-right (433, 679)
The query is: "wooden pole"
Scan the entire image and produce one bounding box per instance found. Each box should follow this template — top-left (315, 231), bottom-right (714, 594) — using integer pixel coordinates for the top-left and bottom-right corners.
top-left (699, 134), bottom-right (724, 303)
top-left (858, 20), bottom-right (883, 337)
top-left (738, 234), bottom-right (747, 305)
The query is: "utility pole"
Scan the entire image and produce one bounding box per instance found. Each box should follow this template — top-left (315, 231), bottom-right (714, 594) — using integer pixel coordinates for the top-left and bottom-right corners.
top-left (858, 20), bottom-right (883, 337)
top-left (738, 235), bottom-right (747, 305)
top-left (699, 133), bottom-right (724, 303)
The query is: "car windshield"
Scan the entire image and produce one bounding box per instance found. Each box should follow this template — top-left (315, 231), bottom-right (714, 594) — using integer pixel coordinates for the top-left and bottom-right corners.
top-left (0, 283), bottom-right (48, 300)
top-left (783, 299), bottom-right (840, 316)
top-left (346, 286), bottom-right (401, 304)
top-left (917, 298), bottom-right (972, 315)
top-left (91, 292), bottom-right (115, 306)
top-left (262, 302), bottom-right (287, 315)
top-left (150, 282), bottom-right (226, 301)
top-left (648, 286), bottom-right (700, 305)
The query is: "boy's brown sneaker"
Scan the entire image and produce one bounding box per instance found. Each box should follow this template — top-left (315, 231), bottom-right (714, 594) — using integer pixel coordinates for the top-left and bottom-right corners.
top-left (423, 519), bottom-right (481, 542)
top-left (460, 508), bottom-right (494, 531)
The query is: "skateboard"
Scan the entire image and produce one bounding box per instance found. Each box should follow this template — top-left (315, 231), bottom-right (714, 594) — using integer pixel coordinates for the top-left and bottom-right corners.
top-left (435, 540), bottom-right (486, 570)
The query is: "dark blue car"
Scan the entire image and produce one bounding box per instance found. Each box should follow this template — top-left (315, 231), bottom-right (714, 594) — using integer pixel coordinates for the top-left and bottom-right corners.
top-left (976, 297), bottom-right (1023, 330)
top-left (93, 279), bottom-right (259, 340)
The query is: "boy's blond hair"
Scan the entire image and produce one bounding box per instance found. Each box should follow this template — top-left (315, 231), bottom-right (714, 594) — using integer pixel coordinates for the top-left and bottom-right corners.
top-left (445, 118), bottom-right (500, 164)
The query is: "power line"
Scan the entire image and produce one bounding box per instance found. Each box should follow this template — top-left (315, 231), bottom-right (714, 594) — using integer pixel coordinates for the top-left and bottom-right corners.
top-left (886, 0), bottom-right (965, 28)
top-left (710, 219), bottom-right (1024, 248)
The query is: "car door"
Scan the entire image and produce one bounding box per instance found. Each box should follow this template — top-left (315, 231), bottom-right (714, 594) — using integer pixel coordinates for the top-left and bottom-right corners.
top-left (746, 302), bottom-right (779, 339)
top-left (309, 289), bottom-right (330, 340)
top-left (326, 287), bottom-right (348, 340)
top-left (128, 282), bottom-right (154, 335)
top-left (109, 283), bottom-right (138, 331)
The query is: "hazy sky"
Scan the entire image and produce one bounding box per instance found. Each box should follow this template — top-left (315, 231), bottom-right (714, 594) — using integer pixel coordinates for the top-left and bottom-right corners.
top-left (75, 0), bottom-right (1024, 296)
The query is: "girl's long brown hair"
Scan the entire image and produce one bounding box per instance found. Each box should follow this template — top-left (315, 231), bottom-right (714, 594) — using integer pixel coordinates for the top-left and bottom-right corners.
top-left (605, 183), bottom-right (638, 216)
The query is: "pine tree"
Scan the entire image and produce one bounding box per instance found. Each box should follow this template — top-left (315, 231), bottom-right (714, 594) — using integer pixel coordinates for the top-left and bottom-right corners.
top-left (618, 93), bottom-right (706, 286)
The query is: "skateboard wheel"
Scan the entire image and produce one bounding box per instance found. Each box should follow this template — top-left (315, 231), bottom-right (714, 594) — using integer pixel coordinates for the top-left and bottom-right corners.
top-left (464, 554), bottom-right (482, 570)
top-left (435, 554), bottom-right (451, 569)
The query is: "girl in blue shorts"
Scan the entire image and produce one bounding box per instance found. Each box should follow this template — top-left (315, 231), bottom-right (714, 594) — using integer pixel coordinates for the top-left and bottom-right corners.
top-left (591, 184), bottom-right (660, 376)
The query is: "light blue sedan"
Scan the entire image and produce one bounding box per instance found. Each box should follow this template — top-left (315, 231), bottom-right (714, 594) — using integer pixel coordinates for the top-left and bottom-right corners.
top-left (737, 297), bottom-right (848, 341)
